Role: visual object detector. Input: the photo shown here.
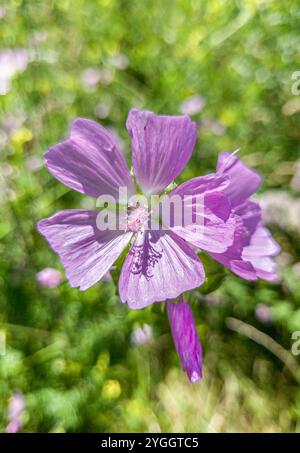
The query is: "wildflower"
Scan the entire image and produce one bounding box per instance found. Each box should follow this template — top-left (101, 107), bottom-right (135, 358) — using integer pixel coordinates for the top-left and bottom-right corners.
top-left (37, 109), bottom-right (280, 383)
top-left (199, 118), bottom-right (226, 136)
top-left (2, 112), bottom-right (27, 135)
top-left (5, 392), bottom-right (25, 433)
top-left (81, 68), bottom-right (102, 91)
top-left (259, 190), bottom-right (300, 232)
top-left (36, 267), bottom-right (62, 288)
top-left (167, 297), bottom-right (202, 382)
top-left (26, 155), bottom-right (43, 172)
top-left (10, 127), bottom-right (33, 149)
top-left (81, 68), bottom-right (114, 92)
top-left (131, 324), bottom-right (153, 346)
top-left (37, 109), bottom-right (236, 308)
top-left (255, 303), bottom-right (272, 324)
top-left (0, 49), bottom-right (28, 95)
top-left (102, 380), bottom-right (122, 399)
top-left (179, 95), bottom-right (206, 116)
top-left (109, 53), bottom-right (129, 70)
top-left (94, 98), bottom-right (112, 119)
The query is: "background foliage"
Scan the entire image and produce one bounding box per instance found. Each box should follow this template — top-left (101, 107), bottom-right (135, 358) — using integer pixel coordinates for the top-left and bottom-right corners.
top-left (1, 0), bottom-right (300, 432)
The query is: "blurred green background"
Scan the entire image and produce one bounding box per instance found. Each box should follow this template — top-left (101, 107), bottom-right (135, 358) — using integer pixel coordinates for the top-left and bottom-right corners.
top-left (1, 0), bottom-right (300, 433)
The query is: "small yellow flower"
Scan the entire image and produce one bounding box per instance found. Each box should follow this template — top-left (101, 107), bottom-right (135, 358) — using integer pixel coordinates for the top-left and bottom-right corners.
top-left (102, 379), bottom-right (121, 399)
top-left (11, 128), bottom-right (33, 149)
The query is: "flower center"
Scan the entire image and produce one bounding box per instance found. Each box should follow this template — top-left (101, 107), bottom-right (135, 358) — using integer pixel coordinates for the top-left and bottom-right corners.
top-left (123, 202), bottom-right (150, 233)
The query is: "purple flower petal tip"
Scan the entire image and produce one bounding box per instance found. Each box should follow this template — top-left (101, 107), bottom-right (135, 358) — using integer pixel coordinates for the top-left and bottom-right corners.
top-left (190, 370), bottom-right (202, 383)
top-left (167, 297), bottom-right (203, 383)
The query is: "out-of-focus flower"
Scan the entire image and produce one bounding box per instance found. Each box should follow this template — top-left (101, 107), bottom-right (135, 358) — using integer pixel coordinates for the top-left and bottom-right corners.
top-left (167, 297), bottom-right (202, 383)
top-left (131, 324), bottom-right (153, 346)
top-left (10, 127), bottom-right (33, 149)
top-left (0, 49), bottom-right (28, 95)
top-left (94, 98), bottom-right (112, 119)
top-left (5, 392), bottom-right (25, 434)
top-left (36, 267), bottom-right (62, 288)
top-left (255, 303), bottom-right (272, 324)
top-left (179, 95), bottom-right (206, 116)
top-left (200, 118), bottom-right (226, 136)
top-left (102, 379), bottom-right (121, 399)
top-left (109, 53), bottom-right (129, 70)
top-left (81, 68), bottom-right (114, 91)
top-left (26, 155), bottom-right (43, 172)
top-left (259, 190), bottom-right (300, 233)
top-left (2, 112), bottom-right (27, 135)
top-left (0, 111), bottom-right (28, 154)
top-left (81, 68), bottom-right (102, 91)
top-left (0, 6), bottom-right (5, 19)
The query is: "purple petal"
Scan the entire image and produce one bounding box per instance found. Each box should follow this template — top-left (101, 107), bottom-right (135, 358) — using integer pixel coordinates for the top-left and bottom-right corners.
top-left (166, 173), bottom-right (231, 220)
top-left (163, 174), bottom-right (236, 253)
top-left (235, 200), bottom-right (280, 280)
top-left (210, 203), bottom-right (280, 281)
top-left (167, 297), bottom-right (202, 383)
top-left (242, 225), bottom-right (280, 257)
top-left (171, 214), bottom-right (237, 254)
top-left (126, 108), bottom-right (196, 195)
top-left (119, 230), bottom-right (205, 309)
top-left (209, 215), bottom-right (258, 280)
top-left (217, 151), bottom-right (262, 207)
top-left (45, 118), bottom-right (136, 199)
top-left (234, 200), bottom-right (261, 243)
top-left (37, 210), bottom-right (132, 290)
top-left (242, 226), bottom-right (280, 281)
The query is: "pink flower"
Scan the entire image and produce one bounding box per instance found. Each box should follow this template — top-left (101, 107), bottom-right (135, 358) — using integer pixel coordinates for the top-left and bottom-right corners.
top-left (81, 68), bottom-right (102, 91)
top-left (5, 392), bottom-right (25, 433)
top-left (255, 303), bottom-right (272, 324)
top-left (179, 95), bottom-right (206, 116)
top-left (109, 53), bottom-right (129, 70)
top-left (36, 267), bottom-right (62, 288)
top-left (0, 49), bottom-right (28, 95)
top-left (131, 324), bottom-right (153, 346)
top-left (37, 109), bottom-right (280, 382)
